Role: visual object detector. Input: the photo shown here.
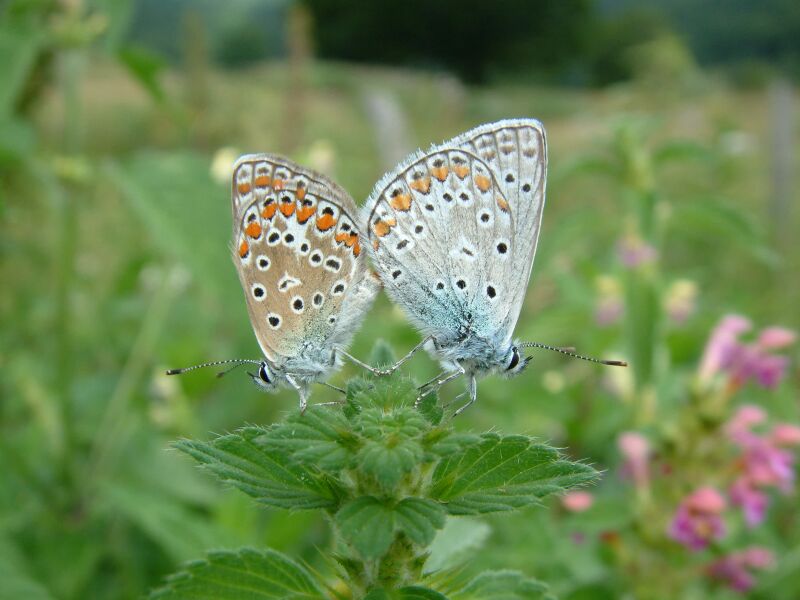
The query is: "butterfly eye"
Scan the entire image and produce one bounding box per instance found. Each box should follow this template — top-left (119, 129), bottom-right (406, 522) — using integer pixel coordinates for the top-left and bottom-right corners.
top-left (258, 362), bottom-right (272, 384)
top-left (506, 347), bottom-right (520, 371)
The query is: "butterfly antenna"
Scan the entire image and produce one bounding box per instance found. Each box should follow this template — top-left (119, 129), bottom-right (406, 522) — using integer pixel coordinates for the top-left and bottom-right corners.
top-left (519, 342), bottom-right (628, 367)
top-left (166, 359), bottom-right (262, 377)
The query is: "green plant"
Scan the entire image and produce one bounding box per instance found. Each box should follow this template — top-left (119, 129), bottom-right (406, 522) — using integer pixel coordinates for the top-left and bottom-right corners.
top-left (150, 345), bottom-right (598, 599)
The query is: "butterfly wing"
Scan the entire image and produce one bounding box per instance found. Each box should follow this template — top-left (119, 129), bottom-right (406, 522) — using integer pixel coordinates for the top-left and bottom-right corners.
top-left (363, 119), bottom-right (546, 346)
top-left (453, 120), bottom-right (547, 336)
top-left (233, 155), bottom-right (377, 362)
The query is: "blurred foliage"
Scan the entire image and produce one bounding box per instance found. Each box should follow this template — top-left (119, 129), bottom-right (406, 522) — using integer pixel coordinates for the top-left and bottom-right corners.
top-left (302, 0), bottom-right (591, 83)
top-left (119, 0), bottom-right (800, 85)
top-left (1, 0), bottom-right (799, 598)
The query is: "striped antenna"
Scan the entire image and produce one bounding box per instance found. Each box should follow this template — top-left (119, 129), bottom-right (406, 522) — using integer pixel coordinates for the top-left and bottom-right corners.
top-left (166, 358), bottom-right (262, 377)
top-left (519, 342), bottom-right (627, 367)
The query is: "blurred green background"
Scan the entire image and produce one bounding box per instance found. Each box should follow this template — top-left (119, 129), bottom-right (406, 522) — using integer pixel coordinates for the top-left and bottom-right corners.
top-left (1, 0), bottom-right (799, 598)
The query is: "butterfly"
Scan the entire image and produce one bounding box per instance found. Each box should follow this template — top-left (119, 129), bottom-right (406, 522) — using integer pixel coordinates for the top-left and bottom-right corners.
top-left (362, 119), bottom-right (625, 414)
top-left (168, 155), bottom-right (380, 411)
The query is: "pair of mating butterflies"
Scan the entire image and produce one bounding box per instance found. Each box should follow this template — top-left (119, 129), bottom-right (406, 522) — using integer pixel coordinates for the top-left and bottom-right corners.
top-left (168, 119), bottom-right (625, 414)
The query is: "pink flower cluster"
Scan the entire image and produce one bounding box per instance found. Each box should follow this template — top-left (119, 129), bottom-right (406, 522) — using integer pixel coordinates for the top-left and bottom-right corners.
top-left (668, 487), bottom-right (727, 551)
top-left (726, 405), bottom-right (800, 526)
top-left (698, 316), bottom-right (795, 390)
top-left (707, 547), bottom-right (774, 592)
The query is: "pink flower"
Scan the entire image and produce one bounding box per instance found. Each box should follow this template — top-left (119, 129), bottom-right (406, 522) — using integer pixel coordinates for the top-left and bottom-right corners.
top-left (741, 438), bottom-right (794, 492)
top-left (751, 354), bottom-right (790, 389)
top-left (698, 316), bottom-right (795, 390)
top-left (618, 431), bottom-right (650, 488)
top-left (707, 546), bottom-right (775, 592)
top-left (726, 408), bottom-right (800, 524)
top-left (669, 487), bottom-right (727, 551)
top-left (561, 491), bottom-right (594, 512)
top-left (698, 315), bottom-right (751, 384)
top-left (758, 327), bottom-right (797, 349)
top-left (772, 423), bottom-right (800, 447)
top-left (725, 405), bottom-right (767, 445)
top-left (727, 408), bottom-right (796, 491)
top-left (729, 477), bottom-right (769, 527)
top-left (617, 235), bottom-right (658, 269)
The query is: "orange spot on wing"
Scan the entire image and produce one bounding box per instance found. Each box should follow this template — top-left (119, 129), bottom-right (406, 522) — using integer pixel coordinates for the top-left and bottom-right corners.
top-left (453, 165), bottom-right (470, 179)
top-left (254, 175), bottom-right (271, 187)
top-left (390, 193), bottom-right (412, 211)
top-left (262, 202), bottom-right (277, 220)
top-left (273, 179), bottom-right (284, 191)
top-left (373, 217), bottom-right (396, 237)
top-left (238, 240), bottom-right (249, 258)
top-left (474, 174), bottom-right (491, 192)
top-left (237, 182), bottom-right (251, 195)
top-left (431, 166), bottom-right (449, 181)
top-left (316, 213), bottom-right (337, 231)
top-left (280, 200), bottom-right (295, 218)
top-left (245, 221), bottom-right (262, 238)
top-left (296, 204), bottom-right (316, 223)
top-left (409, 177), bottom-right (431, 194)
top-left (353, 238), bottom-right (361, 256)
top-left (296, 185), bottom-right (306, 201)
top-left (496, 196), bottom-right (510, 213)
top-left (337, 232), bottom-right (358, 248)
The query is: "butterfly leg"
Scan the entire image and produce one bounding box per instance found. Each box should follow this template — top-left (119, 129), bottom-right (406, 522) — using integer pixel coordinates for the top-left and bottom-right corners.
top-left (319, 381), bottom-right (347, 395)
top-left (376, 336), bottom-right (433, 376)
top-left (285, 375), bottom-right (309, 414)
top-left (336, 349), bottom-right (384, 376)
top-left (453, 375), bottom-right (478, 417)
top-left (414, 364), bottom-right (466, 407)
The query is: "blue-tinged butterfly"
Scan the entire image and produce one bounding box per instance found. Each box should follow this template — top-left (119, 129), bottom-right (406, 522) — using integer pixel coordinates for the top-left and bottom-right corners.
top-left (167, 155), bottom-right (380, 411)
top-left (362, 119), bottom-right (626, 413)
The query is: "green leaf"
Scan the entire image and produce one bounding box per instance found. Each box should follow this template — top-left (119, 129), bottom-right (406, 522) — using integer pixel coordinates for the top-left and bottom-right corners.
top-left (97, 481), bottom-right (226, 563)
top-left (398, 587), bottom-right (450, 600)
top-left (426, 518), bottom-right (491, 572)
top-left (364, 587), bottom-right (449, 600)
top-left (450, 571), bottom-right (553, 600)
top-left (174, 427), bottom-right (342, 510)
top-left (355, 408), bottom-right (427, 487)
top-left (117, 45), bottom-right (167, 102)
top-left (335, 497), bottom-right (396, 559)
top-left (394, 498), bottom-right (446, 547)
top-left (149, 548), bottom-right (327, 599)
top-left (0, 116), bottom-right (35, 165)
top-left (350, 376), bottom-right (419, 411)
top-left (105, 154), bottom-right (236, 300)
top-left (335, 497), bottom-right (446, 559)
top-left (429, 433), bottom-right (598, 515)
top-left (416, 390), bottom-right (443, 425)
top-left (358, 438), bottom-right (423, 487)
top-left (423, 430), bottom-right (481, 458)
top-left (0, 536), bottom-right (55, 600)
top-left (0, 21), bottom-right (44, 117)
top-left (370, 339), bottom-right (398, 370)
top-left (345, 377), bottom-right (373, 416)
top-left (267, 409), bottom-right (356, 471)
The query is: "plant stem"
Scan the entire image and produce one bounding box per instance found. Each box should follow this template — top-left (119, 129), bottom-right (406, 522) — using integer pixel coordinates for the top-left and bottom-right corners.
top-left (54, 47), bottom-right (84, 492)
